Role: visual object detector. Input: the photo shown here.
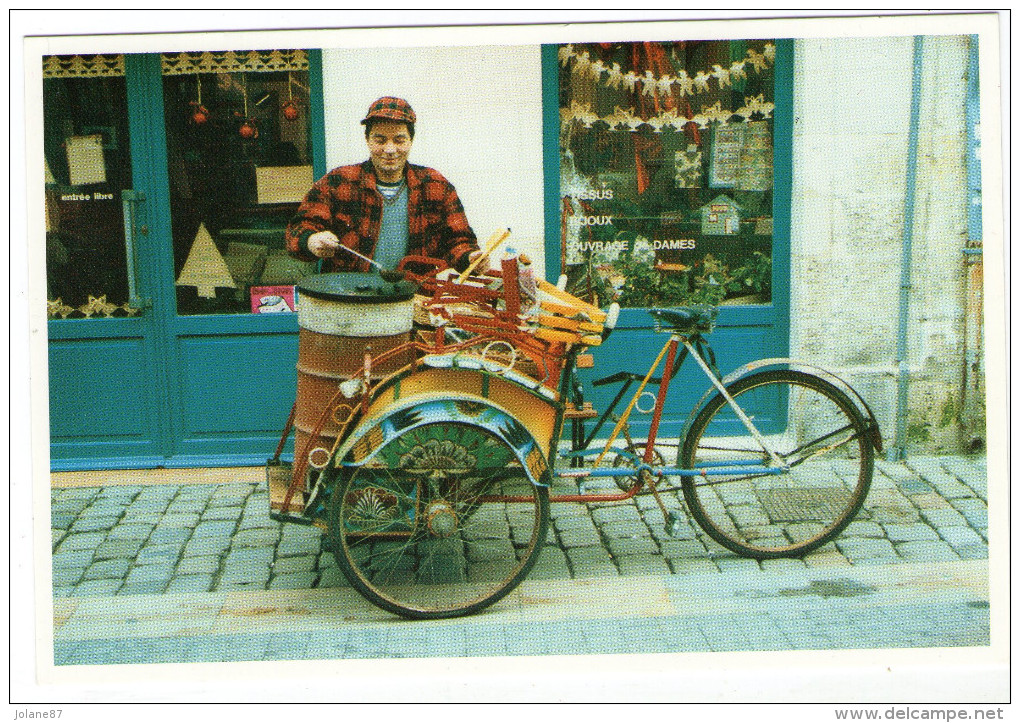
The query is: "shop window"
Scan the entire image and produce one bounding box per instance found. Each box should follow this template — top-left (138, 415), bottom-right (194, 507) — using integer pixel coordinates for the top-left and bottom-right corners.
top-left (43, 55), bottom-right (137, 319)
top-left (162, 50), bottom-right (315, 315)
top-left (559, 40), bottom-right (776, 308)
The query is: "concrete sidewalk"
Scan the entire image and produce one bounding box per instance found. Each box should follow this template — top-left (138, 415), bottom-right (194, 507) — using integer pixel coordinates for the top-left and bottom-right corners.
top-left (48, 454), bottom-right (991, 664)
top-left (52, 558), bottom-right (988, 664)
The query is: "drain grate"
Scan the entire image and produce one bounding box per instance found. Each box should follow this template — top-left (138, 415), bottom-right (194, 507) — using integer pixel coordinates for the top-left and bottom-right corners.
top-left (758, 487), bottom-right (853, 522)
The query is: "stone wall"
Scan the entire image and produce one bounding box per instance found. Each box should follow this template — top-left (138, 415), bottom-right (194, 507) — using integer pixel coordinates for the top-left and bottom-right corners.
top-left (790, 35), bottom-right (978, 454)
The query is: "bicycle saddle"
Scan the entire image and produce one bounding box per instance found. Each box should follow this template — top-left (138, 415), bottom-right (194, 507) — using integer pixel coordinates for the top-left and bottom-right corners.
top-left (648, 305), bottom-right (718, 334)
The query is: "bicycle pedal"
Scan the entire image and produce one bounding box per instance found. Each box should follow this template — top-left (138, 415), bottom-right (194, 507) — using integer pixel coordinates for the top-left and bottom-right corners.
top-left (665, 512), bottom-right (684, 538)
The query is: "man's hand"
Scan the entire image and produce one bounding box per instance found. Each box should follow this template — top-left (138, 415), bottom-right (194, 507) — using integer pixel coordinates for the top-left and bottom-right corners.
top-left (308, 231), bottom-right (342, 258)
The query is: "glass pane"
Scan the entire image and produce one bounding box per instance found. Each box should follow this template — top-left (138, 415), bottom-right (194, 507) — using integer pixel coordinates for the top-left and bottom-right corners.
top-left (163, 62), bottom-right (316, 315)
top-left (559, 40), bottom-right (776, 309)
top-left (43, 68), bottom-right (137, 319)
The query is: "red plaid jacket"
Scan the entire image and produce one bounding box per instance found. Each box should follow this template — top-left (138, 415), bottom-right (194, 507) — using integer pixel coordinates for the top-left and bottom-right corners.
top-left (285, 161), bottom-right (478, 272)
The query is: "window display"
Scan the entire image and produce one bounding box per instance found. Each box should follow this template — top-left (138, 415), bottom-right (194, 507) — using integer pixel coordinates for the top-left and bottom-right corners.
top-left (43, 55), bottom-right (137, 319)
top-left (558, 40), bottom-right (776, 309)
top-left (161, 50), bottom-right (316, 315)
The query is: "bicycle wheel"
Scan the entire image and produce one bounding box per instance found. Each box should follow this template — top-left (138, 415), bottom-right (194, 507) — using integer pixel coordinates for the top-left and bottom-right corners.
top-left (679, 369), bottom-right (873, 559)
top-left (328, 420), bottom-right (549, 619)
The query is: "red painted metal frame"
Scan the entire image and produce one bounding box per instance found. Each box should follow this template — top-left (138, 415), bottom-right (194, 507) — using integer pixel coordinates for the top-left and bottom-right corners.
top-left (482, 338), bottom-right (680, 505)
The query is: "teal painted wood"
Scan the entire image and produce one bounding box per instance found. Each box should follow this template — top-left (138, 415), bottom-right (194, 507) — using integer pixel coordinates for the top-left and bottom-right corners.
top-left (771, 38), bottom-right (794, 359)
top-left (308, 49), bottom-right (328, 179)
top-left (48, 338), bottom-right (151, 438)
top-left (125, 53), bottom-right (184, 460)
top-left (175, 334), bottom-right (298, 435)
top-left (48, 54), bottom-right (170, 466)
top-left (541, 44), bottom-right (562, 283)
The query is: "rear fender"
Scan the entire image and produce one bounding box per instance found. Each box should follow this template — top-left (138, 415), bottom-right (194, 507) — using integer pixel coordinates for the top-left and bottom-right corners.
top-left (681, 358), bottom-right (884, 452)
top-left (334, 391), bottom-right (552, 487)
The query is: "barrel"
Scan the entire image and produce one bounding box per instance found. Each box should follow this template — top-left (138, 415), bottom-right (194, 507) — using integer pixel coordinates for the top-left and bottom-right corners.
top-left (293, 272), bottom-right (416, 464)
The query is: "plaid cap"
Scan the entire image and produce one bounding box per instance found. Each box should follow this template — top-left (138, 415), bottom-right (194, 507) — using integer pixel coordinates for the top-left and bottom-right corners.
top-left (360, 96), bottom-right (416, 125)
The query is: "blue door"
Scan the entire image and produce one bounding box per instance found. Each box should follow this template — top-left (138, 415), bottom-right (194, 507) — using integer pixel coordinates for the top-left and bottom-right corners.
top-left (45, 54), bottom-right (172, 467)
top-left (46, 50), bottom-right (325, 470)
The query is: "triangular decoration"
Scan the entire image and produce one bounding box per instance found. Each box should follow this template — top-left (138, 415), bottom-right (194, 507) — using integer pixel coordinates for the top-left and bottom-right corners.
top-left (176, 222), bottom-right (237, 298)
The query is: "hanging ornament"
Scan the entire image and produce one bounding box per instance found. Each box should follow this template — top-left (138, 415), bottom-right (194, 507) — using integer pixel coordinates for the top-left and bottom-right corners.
top-left (190, 103), bottom-right (209, 125)
top-left (282, 71), bottom-right (300, 121)
top-left (239, 119), bottom-right (259, 139)
top-left (189, 76), bottom-right (209, 125)
top-left (237, 74), bottom-right (258, 139)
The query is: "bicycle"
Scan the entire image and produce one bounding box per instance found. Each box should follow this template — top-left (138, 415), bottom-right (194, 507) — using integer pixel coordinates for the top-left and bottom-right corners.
top-left (269, 252), bottom-right (883, 620)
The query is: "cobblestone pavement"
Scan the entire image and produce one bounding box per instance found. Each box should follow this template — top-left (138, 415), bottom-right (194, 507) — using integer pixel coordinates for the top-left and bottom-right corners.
top-left (48, 454), bottom-right (992, 665)
top-left (50, 455), bottom-right (989, 599)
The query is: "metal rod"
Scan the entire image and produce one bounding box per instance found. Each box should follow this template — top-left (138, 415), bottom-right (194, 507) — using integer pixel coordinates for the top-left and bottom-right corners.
top-left (590, 336), bottom-right (674, 469)
top-left (892, 35), bottom-right (924, 461)
top-left (682, 338), bottom-right (786, 468)
top-left (643, 337), bottom-right (678, 460)
top-left (337, 242), bottom-right (387, 272)
top-left (553, 464), bottom-right (785, 479)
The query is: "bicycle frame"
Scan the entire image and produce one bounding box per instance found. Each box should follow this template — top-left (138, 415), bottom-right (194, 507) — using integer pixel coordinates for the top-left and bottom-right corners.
top-left (489, 331), bottom-right (789, 507)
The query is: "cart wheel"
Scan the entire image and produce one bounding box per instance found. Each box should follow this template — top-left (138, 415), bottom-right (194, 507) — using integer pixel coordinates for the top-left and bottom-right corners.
top-left (680, 369), bottom-right (873, 559)
top-left (327, 420), bottom-right (549, 619)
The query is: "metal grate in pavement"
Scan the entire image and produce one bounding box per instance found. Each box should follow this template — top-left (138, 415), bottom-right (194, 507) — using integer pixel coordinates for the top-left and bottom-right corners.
top-left (758, 487), bottom-right (854, 522)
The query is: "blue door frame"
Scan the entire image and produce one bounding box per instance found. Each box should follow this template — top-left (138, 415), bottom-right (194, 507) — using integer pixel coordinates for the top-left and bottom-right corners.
top-left (542, 41), bottom-right (793, 439)
top-left (49, 50), bottom-right (326, 471)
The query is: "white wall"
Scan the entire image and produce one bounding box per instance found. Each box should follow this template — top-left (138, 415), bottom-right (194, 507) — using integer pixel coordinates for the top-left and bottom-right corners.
top-left (321, 45), bottom-right (547, 276)
top-left (791, 35), bottom-right (974, 452)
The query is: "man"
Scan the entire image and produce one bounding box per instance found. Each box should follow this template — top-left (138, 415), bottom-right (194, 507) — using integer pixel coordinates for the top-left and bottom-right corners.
top-left (285, 96), bottom-right (479, 273)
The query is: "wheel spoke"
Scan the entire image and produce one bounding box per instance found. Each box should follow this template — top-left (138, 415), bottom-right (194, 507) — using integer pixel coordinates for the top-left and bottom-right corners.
top-left (680, 370), bottom-right (872, 559)
top-left (328, 421), bottom-right (548, 619)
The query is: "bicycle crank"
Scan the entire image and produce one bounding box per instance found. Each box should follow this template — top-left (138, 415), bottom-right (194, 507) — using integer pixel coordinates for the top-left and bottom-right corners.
top-left (665, 511), bottom-right (686, 538)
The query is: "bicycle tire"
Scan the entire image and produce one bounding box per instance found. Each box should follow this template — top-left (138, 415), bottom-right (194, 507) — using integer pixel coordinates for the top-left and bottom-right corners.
top-left (679, 369), bottom-right (873, 559)
top-left (327, 420), bottom-right (549, 619)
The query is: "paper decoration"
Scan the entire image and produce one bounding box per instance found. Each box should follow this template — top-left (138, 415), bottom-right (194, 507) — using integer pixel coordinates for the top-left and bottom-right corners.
top-left (176, 223), bottom-right (237, 298)
top-left (736, 94), bottom-right (776, 120)
top-left (700, 195), bottom-right (742, 235)
top-left (47, 298), bottom-right (75, 319)
top-left (560, 43), bottom-right (775, 99)
top-left (675, 145), bottom-right (703, 189)
top-left (561, 95), bottom-right (773, 135)
top-left (160, 49), bottom-right (308, 76)
top-left (255, 165), bottom-right (314, 204)
top-left (250, 285), bottom-right (296, 313)
top-left (66, 135), bottom-right (106, 186)
top-left (561, 100), bottom-right (601, 129)
top-left (78, 294), bottom-right (119, 318)
top-left (709, 125), bottom-right (745, 188)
